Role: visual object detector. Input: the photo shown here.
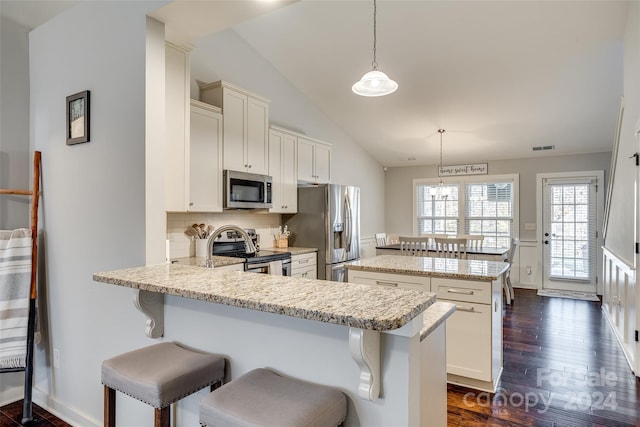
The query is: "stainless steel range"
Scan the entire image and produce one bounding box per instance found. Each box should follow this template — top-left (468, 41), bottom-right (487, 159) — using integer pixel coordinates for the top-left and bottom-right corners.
top-left (212, 228), bottom-right (291, 276)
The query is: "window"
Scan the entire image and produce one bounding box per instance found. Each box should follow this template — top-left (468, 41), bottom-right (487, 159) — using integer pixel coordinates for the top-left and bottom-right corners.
top-left (414, 175), bottom-right (518, 249)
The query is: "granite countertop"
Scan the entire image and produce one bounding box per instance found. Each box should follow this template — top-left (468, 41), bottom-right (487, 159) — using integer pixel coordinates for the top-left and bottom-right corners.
top-left (93, 263), bottom-right (436, 332)
top-left (270, 247), bottom-right (317, 256)
top-left (420, 302), bottom-right (456, 342)
top-left (347, 255), bottom-right (509, 281)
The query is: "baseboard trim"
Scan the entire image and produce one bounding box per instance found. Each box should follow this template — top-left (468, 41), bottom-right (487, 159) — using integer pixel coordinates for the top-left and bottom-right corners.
top-left (31, 387), bottom-right (100, 427)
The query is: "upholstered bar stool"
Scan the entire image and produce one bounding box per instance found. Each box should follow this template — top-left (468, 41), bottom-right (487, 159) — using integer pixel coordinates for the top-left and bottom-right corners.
top-left (102, 342), bottom-right (225, 427)
top-left (200, 368), bottom-right (347, 427)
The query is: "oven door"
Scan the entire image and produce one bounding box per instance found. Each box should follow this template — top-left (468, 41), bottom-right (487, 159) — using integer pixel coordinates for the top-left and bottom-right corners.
top-left (245, 259), bottom-right (291, 276)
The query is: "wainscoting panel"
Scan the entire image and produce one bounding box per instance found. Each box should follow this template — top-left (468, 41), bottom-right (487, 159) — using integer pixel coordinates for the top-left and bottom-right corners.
top-left (602, 247), bottom-right (637, 377)
top-left (516, 240), bottom-right (537, 289)
top-left (360, 236), bottom-right (378, 259)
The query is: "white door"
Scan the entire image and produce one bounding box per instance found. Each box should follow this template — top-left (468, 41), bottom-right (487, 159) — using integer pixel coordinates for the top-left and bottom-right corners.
top-left (541, 174), bottom-right (602, 292)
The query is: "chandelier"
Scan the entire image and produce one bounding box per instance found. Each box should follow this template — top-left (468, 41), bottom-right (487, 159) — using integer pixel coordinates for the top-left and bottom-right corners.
top-left (430, 129), bottom-right (450, 200)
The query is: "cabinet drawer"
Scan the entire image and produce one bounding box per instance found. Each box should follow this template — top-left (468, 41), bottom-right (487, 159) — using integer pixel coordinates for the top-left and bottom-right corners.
top-left (293, 265), bottom-right (316, 279)
top-left (348, 270), bottom-right (430, 291)
top-left (445, 301), bottom-right (492, 381)
top-left (291, 252), bottom-right (316, 271)
top-left (431, 277), bottom-right (491, 304)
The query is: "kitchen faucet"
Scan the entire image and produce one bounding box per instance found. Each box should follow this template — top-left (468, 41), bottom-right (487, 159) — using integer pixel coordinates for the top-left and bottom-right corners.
top-left (205, 225), bottom-right (257, 268)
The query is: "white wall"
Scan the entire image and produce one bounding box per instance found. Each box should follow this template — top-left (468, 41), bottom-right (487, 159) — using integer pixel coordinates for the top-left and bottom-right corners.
top-left (27, 2), bottom-right (166, 425)
top-left (384, 152), bottom-right (611, 239)
top-left (0, 17), bottom-right (31, 230)
top-left (188, 29), bottom-right (386, 239)
top-left (605, 2), bottom-right (640, 266)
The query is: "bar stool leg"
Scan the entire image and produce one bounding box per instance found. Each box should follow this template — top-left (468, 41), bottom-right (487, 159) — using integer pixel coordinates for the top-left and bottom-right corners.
top-left (104, 386), bottom-right (115, 427)
top-left (154, 407), bottom-right (170, 427)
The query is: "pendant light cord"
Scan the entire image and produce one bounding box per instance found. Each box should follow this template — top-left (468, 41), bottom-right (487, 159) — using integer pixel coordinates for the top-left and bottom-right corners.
top-left (372, 0), bottom-right (378, 70)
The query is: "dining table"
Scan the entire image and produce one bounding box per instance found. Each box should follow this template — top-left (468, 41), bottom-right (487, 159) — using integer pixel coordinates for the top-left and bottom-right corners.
top-left (375, 243), bottom-right (509, 261)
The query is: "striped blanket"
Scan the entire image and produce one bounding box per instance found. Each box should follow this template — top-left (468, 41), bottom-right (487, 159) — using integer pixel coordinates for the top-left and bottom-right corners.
top-left (0, 228), bottom-right (32, 369)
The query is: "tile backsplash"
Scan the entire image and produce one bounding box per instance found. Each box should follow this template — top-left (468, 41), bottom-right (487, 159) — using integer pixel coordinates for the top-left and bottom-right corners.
top-left (166, 212), bottom-right (283, 259)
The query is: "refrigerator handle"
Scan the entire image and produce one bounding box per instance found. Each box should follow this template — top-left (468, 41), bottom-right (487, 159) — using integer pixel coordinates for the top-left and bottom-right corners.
top-left (344, 195), bottom-right (352, 252)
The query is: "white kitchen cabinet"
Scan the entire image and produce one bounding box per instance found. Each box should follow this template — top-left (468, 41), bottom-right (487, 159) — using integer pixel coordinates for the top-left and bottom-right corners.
top-left (297, 136), bottom-right (331, 184)
top-left (165, 42), bottom-right (190, 211)
top-left (189, 100), bottom-right (223, 212)
top-left (347, 270), bottom-right (430, 291)
top-left (291, 252), bottom-right (317, 279)
top-left (269, 126), bottom-right (297, 213)
top-left (431, 276), bottom-right (502, 392)
top-left (199, 81), bottom-right (270, 175)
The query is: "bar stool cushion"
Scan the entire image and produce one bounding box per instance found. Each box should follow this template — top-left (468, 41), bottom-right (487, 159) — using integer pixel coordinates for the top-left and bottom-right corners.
top-left (200, 368), bottom-right (347, 427)
top-left (102, 342), bottom-right (225, 408)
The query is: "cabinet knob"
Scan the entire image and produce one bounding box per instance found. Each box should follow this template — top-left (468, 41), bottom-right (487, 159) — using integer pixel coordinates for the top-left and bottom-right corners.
top-left (248, 165), bottom-right (252, 168)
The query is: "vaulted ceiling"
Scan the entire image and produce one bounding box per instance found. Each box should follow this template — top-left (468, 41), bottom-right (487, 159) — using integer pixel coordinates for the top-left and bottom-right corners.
top-left (3, 0), bottom-right (629, 167)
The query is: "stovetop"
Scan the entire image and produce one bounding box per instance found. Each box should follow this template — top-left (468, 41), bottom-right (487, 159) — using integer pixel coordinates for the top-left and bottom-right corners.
top-left (211, 228), bottom-right (290, 263)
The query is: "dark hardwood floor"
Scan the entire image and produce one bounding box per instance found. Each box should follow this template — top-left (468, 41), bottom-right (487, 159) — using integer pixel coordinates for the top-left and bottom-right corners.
top-left (448, 288), bottom-right (640, 426)
top-left (2, 289), bottom-right (639, 426)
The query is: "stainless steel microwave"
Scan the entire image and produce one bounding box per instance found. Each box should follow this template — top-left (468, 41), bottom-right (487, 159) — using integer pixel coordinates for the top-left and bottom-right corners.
top-left (223, 170), bottom-right (272, 209)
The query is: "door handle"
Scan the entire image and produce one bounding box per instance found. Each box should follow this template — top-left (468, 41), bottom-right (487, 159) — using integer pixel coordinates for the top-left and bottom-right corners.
top-left (544, 232), bottom-right (549, 237)
top-left (544, 240), bottom-right (549, 245)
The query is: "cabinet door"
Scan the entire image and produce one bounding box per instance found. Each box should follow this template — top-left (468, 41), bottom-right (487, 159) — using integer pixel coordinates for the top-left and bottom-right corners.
top-left (165, 44), bottom-right (189, 211)
top-left (222, 89), bottom-right (247, 172)
top-left (268, 130), bottom-right (284, 213)
top-left (189, 104), bottom-right (223, 212)
top-left (297, 137), bottom-right (315, 182)
top-left (246, 97), bottom-right (269, 175)
top-left (281, 133), bottom-right (297, 212)
top-left (314, 142), bottom-right (331, 183)
top-left (444, 301), bottom-right (492, 381)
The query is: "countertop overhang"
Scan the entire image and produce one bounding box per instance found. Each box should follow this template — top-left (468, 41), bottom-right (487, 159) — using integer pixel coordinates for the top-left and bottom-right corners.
top-left (93, 263), bottom-right (436, 332)
top-left (347, 255), bottom-right (509, 281)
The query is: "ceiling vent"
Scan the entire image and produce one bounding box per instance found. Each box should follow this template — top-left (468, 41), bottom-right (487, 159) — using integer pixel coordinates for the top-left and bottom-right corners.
top-left (532, 145), bottom-right (555, 151)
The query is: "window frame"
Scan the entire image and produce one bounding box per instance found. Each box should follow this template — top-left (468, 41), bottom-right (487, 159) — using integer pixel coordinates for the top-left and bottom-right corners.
top-left (413, 173), bottom-right (520, 249)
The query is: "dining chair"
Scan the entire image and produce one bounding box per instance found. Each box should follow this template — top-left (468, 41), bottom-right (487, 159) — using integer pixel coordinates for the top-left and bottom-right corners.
top-left (375, 233), bottom-right (387, 246)
top-left (503, 238), bottom-right (519, 305)
top-left (399, 236), bottom-right (430, 256)
top-left (434, 237), bottom-right (468, 259)
top-left (387, 233), bottom-right (400, 244)
top-left (421, 234), bottom-right (448, 246)
top-left (457, 234), bottom-right (484, 251)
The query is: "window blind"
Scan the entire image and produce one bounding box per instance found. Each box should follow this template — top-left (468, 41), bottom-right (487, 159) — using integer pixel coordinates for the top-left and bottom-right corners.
top-left (464, 182), bottom-right (514, 249)
top-left (415, 184), bottom-right (459, 236)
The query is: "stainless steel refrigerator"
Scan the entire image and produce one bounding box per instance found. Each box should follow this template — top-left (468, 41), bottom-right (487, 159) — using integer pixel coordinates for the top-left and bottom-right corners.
top-left (285, 184), bottom-right (360, 281)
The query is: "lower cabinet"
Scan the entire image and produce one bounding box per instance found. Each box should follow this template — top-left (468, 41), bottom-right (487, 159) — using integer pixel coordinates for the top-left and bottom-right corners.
top-left (346, 270), bottom-right (430, 291)
top-left (347, 269), bottom-right (503, 392)
top-left (291, 252), bottom-right (317, 279)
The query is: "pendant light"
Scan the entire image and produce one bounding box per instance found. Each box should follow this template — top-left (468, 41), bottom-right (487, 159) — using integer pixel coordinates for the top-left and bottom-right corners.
top-left (430, 129), bottom-right (450, 200)
top-left (352, 0), bottom-right (398, 97)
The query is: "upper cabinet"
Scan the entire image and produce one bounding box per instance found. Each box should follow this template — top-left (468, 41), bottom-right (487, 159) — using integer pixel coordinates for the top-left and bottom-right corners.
top-left (200, 81), bottom-right (270, 176)
top-left (269, 126), bottom-right (298, 213)
top-left (297, 136), bottom-right (331, 184)
top-left (165, 43), bottom-right (190, 211)
top-left (189, 100), bottom-right (223, 212)
top-left (165, 44), bottom-right (223, 213)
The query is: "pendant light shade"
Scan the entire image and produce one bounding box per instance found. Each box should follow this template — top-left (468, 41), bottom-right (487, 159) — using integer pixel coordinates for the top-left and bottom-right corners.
top-left (353, 0), bottom-right (397, 97)
top-left (352, 69), bottom-right (398, 97)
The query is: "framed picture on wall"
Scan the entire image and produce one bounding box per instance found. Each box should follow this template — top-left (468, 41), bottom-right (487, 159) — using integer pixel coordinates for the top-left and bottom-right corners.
top-left (66, 90), bottom-right (90, 145)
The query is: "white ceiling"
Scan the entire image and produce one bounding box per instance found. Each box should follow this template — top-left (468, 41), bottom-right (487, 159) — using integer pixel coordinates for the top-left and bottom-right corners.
top-left (2, 0), bottom-right (629, 167)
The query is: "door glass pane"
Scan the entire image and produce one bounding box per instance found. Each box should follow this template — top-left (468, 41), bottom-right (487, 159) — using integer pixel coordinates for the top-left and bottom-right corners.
top-left (547, 183), bottom-right (593, 281)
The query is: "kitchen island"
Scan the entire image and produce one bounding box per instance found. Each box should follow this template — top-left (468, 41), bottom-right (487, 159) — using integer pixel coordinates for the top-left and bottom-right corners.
top-left (93, 263), bottom-right (452, 426)
top-left (347, 255), bottom-right (509, 392)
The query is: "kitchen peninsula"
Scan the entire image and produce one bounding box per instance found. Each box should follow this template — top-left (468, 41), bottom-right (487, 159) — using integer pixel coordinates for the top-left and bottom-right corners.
top-left (346, 255), bottom-right (509, 392)
top-left (93, 263), bottom-right (452, 426)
